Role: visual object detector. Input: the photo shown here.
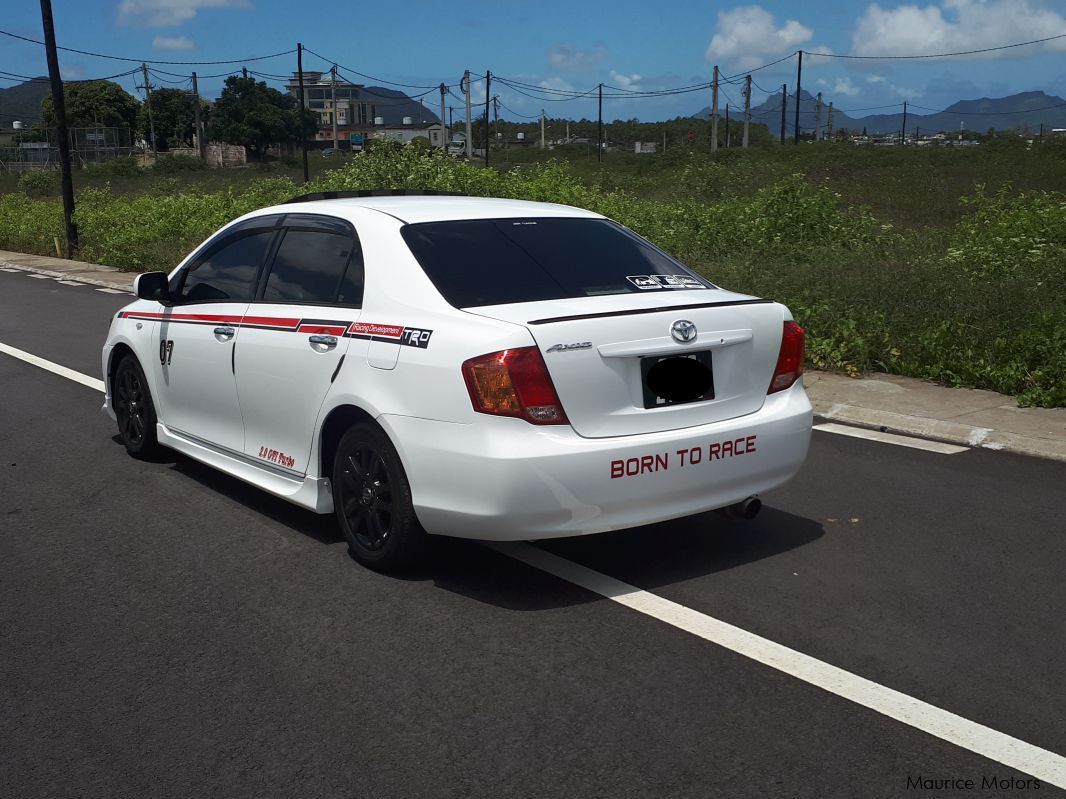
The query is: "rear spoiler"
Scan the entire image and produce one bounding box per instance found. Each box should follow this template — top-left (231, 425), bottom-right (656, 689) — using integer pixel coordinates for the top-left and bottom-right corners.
top-left (527, 298), bottom-right (773, 326)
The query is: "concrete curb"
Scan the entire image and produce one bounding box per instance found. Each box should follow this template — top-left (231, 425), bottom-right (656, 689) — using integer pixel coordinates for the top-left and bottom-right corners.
top-left (0, 260), bottom-right (133, 293)
top-left (811, 399), bottom-right (1066, 463)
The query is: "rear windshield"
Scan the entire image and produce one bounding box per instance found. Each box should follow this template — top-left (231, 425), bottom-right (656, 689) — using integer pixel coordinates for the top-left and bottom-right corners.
top-left (400, 217), bottom-right (716, 308)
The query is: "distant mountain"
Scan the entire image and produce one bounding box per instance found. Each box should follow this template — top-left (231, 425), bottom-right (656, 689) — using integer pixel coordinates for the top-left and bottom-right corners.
top-left (0, 78), bottom-right (49, 127)
top-left (695, 90), bottom-right (1066, 136)
top-left (362, 86), bottom-right (440, 125)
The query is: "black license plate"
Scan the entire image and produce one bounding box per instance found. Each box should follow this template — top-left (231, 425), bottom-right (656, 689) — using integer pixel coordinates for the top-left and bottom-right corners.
top-left (641, 351), bottom-right (715, 409)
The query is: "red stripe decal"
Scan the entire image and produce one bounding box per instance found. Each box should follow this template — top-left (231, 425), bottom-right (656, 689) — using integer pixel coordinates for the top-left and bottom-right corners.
top-left (297, 324), bottom-right (347, 336)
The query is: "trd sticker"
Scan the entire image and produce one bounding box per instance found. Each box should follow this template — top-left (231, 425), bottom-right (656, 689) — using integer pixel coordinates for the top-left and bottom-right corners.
top-left (399, 327), bottom-right (433, 348)
top-left (627, 275), bottom-right (707, 290)
top-left (258, 446), bottom-right (295, 469)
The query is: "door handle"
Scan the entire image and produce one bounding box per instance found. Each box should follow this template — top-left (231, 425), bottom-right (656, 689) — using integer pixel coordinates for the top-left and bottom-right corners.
top-left (309, 334), bottom-right (338, 351)
top-left (213, 326), bottom-right (235, 340)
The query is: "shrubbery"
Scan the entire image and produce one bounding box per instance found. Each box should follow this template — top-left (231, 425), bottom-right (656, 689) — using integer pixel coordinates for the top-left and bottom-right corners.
top-left (0, 141), bottom-right (1062, 405)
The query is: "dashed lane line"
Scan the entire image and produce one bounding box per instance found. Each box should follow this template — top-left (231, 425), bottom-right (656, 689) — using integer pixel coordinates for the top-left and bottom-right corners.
top-left (56, 279), bottom-right (87, 286)
top-left (814, 422), bottom-right (969, 454)
top-left (95, 287), bottom-right (126, 294)
top-left (490, 542), bottom-right (1066, 790)
top-left (4, 339), bottom-right (1062, 789)
top-left (0, 341), bottom-right (105, 393)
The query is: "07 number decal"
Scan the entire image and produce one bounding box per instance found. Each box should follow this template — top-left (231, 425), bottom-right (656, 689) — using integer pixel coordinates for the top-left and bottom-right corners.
top-left (159, 339), bottom-right (174, 366)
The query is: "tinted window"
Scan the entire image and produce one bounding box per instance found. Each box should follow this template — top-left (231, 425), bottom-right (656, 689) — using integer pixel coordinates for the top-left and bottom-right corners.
top-left (262, 229), bottom-right (360, 304)
top-left (180, 230), bottom-right (275, 303)
top-left (401, 218), bottom-right (715, 308)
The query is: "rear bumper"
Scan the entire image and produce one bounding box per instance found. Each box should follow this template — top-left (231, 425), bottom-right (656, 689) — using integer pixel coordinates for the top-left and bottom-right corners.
top-left (380, 382), bottom-right (812, 541)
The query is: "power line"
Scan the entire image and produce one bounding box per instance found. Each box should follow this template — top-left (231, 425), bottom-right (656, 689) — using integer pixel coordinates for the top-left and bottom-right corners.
top-left (303, 47), bottom-right (453, 90)
top-left (0, 28), bottom-right (295, 65)
top-left (805, 31), bottom-right (1066, 60)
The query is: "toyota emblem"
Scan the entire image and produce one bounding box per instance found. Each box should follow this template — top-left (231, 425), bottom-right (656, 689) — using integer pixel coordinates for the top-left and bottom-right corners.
top-left (671, 319), bottom-right (697, 343)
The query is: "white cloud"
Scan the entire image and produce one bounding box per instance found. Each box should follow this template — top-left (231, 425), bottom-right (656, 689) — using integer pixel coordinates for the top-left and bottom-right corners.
top-left (609, 70), bottom-right (642, 90)
top-left (706, 5), bottom-right (814, 69)
top-left (867, 75), bottom-right (887, 83)
top-left (835, 77), bottom-right (861, 96)
top-left (152, 35), bottom-right (195, 49)
top-left (539, 76), bottom-right (576, 93)
top-left (547, 43), bottom-right (609, 72)
top-left (118, 0), bottom-right (252, 27)
top-left (852, 0), bottom-right (1066, 58)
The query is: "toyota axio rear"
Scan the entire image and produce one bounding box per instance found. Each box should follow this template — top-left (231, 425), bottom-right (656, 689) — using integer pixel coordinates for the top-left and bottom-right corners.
top-left (102, 194), bottom-right (811, 571)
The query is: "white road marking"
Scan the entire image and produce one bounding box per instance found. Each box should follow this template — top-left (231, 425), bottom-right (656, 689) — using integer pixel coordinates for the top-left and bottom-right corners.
top-left (95, 287), bottom-right (125, 294)
top-left (0, 342), bottom-right (104, 393)
top-left (490, 542), bottom-right (1066, 789)
top-left (814, 422), bottom-right (968, 454)
top-left (26, 273), bottom-right (51, 279)
top-left (0, 267), bottom-right (21, 273)
top-left (56, 279), bottom-right (86, 286)
top-left (5, 341), bottom-right (1062, 787)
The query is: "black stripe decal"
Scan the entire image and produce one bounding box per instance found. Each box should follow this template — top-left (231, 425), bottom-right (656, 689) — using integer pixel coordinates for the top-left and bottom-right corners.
top-left (526, 298), bottom-right (774, 325)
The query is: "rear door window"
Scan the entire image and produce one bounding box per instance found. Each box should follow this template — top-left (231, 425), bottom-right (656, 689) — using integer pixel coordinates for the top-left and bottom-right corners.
top-left (260, 225), bottom-right (363, 306)
top-left (401, 217), bottom-right (715, 308)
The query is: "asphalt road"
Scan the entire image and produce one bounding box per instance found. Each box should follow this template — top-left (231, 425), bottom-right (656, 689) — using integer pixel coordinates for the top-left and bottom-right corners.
top-left (1, 269), bottom-right (1064, 799)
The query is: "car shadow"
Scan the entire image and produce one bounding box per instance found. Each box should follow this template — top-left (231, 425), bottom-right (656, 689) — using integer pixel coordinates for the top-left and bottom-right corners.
top-left (150, 442), bottom-right (824, 611)
top-left (428, 508), bottom-right (825, 610)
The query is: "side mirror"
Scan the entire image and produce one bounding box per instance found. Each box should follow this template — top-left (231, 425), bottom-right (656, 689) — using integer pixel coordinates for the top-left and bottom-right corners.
top-left (134, 271), bottom-right (173, 305)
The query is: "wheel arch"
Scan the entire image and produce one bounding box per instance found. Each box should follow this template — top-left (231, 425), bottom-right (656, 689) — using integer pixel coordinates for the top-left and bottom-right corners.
top-left (106, 342), bottom-right (137, 403)
top-left (318, 403), bottom-right (380, 479)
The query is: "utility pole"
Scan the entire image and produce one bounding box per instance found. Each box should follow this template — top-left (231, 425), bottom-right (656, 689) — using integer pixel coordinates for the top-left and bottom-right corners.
top-left (780, 83), bottom-right (787, 145)
top-left (742, 74), bottom-right (751, 149)
top-left (827, 101), bottom-right (834, 140)
top-left (242, 67), bottom-right (248, 79)
top-left (484, 71), bottom-right (491, 166)
top-left (330, 65), bottom-right (339, 153)
top-left (439, 83), bottom-right (447, 150)
top-left (710, 65), bottom-right (719, 153)
top-left (725, 104), bottom-right (730, 148)
top-left (814, 92), bottom-right (822, 141)
top-left (793, 50), bottom-right (803, 144)
top-left (597, 83), bottom-right (603, 162)
top-left (463, 70), bottom-right (472, 159)
top-left (540, 109), bottom-right (545, 149)
top-left (492, 95), bottom-right (499, 149)
top-left (297, 43), bottom-right (308, 182)
top-left (39, 0), bottom-right (77, 255)
top-left (141, 63), bottom-right (157, 155)
top-left (900, 100), bottom-right (908, 146)
top-left (191, 71), bottom-right (206, 160)
top-left (1040, 122), bottom-right (1044, 139)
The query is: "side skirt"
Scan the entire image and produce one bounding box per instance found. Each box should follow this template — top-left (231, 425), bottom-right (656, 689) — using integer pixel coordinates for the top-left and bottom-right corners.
top-left (156, 423), bottom-right (335, 514)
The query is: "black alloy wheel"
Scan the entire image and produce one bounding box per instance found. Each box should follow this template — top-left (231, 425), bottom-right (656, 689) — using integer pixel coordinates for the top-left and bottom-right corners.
top-left (332, 423), bottom-right (425, 571)
top-left (114, 355), bottom-right (161, 459)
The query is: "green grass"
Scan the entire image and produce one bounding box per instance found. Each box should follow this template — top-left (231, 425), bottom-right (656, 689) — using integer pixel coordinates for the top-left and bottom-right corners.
top-left (1, 139), bottom-right (1063, 406)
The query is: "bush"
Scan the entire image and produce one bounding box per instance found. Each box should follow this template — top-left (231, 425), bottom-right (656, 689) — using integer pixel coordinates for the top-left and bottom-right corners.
top-left (17, 170), bottom-right (58, 197)
top-left (152, 154), bottom-right (208, 174)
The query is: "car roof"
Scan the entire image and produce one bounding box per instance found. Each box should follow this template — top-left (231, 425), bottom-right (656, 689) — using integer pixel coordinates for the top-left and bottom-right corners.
top-left (268, 195), bottom-right (605, 225)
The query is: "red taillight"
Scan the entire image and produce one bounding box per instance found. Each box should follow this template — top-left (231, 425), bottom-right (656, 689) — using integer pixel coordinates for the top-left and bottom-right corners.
top-left (462, 347), bottom-right (569, 425)
top-left (768, 321), bottom-right (805, 394)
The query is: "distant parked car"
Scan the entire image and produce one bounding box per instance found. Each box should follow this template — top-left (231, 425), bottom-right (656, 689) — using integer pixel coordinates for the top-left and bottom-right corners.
top-left (101, 191), bottom-right (812, 570)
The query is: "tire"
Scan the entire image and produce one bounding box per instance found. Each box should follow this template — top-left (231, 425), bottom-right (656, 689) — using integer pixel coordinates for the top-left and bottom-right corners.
top-left (113, 354), bottom-right (163, 460)
top-left (332, 423), bottom-right (426, 571)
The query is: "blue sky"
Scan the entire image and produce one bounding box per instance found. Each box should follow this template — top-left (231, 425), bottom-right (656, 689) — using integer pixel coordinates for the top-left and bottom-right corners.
top-left (3, 0), bottom-right (1066, 123)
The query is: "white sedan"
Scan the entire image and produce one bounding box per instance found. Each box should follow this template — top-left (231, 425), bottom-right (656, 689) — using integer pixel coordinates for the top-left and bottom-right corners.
top-left (102, 191), bottom-right (812, 570)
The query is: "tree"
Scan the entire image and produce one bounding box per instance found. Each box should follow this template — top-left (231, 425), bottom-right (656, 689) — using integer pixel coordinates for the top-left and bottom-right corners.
top-left (40, 80), bottom-right (139, 132)
top-left (139, 87), bottom-right (203, 151)
top-left (208, 76), bottom-right (313, 160)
